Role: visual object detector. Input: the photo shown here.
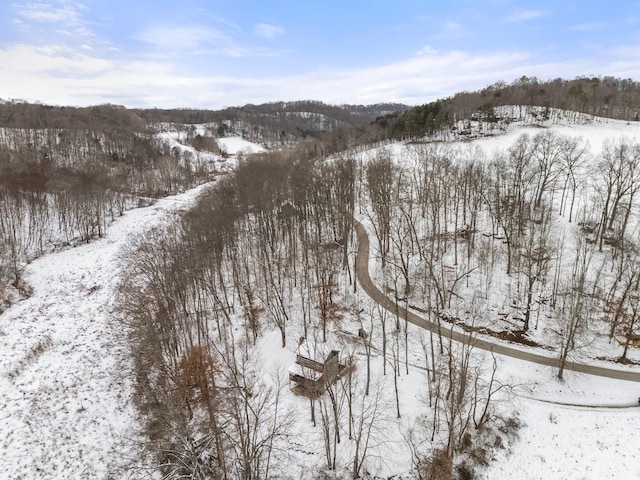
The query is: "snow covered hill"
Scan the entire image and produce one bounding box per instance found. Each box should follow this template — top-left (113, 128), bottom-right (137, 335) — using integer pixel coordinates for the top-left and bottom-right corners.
top-left (2, 109), bottom-right (640, 479)
top-left (216, 135), bottom-right (267, 156)
top-left (0, 184), bottom-right (211, 479)
top-left (472, 112), bottom-right (640, 479)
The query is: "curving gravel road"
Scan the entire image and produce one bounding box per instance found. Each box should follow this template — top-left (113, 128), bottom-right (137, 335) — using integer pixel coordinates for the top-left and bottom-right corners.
top-left (353, 220), bottom-right (640, 383)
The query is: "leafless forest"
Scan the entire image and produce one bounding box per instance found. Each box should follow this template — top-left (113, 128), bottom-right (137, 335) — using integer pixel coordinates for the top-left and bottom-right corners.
top-left (2, 76), bottom-right (640, 478)
top-left (121, 124), bottom-right (640, 477)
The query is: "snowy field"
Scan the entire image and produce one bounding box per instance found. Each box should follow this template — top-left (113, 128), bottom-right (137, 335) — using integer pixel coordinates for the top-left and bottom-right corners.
top-left (216, 135), bottom-right (267, 156)
top-left (469, 114), bottom-right (640, 158)
top-left (155, 126), bottom-right (266, 174)
top-left (0, 184), bottom-right (212, 479)
top-left (488, 353), bottom-right (640, 479)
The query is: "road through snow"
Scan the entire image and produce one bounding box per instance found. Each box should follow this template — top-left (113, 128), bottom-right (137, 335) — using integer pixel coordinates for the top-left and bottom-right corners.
top-left (353, 219), bottom-right (640, 384)
top-left (0, 185), bottom-right (210, 479)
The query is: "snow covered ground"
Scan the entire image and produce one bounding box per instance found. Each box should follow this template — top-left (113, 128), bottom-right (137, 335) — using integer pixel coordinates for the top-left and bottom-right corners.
top-left (2, 110), bottom-right (640, 479)
top-left (0, 184), bottom-right (212, 479)
top-left (469, 113), bottom-right (640, 158)
top-left (216, 135), bottom-right (267, 155)
top-left (438, 113), bottom-right (640, 479)
top-left (449, 112), bottom-right (640, 479)
top-left (254, 306), bottom-right (640, 479)
top-left (351, 111), bottom-right (640, 479)
top-left (487, 353), bottom-right (640, 479)
top-left (155, 129), bottom-right (265, 173)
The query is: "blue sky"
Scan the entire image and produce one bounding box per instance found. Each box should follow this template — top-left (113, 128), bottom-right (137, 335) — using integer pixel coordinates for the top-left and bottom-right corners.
top-left (1, 0), bottom-right (639, 108)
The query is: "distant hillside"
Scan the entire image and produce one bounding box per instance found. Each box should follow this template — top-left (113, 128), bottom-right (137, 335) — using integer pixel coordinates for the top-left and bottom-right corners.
top-left (0, 100), bottom-right (409, 150)
top-left (383, 76), bottom-right (640, 139)
top-left (5, 75), bottom-right (640, 150)
top-left (137, 100), bottom-right (407, 126)
top-left (0, 102), bottom-right (148, 131)
top-left (135, 100), bottom-right (409, 146)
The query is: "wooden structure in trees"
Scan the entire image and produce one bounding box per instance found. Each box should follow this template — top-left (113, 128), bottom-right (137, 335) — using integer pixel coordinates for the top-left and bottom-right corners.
top-left (288, 338), bottom-right (347, 398)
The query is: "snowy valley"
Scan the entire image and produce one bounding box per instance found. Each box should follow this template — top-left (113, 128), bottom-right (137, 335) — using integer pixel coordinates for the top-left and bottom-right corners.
top-left (1, 101), bottom-right (640, 480)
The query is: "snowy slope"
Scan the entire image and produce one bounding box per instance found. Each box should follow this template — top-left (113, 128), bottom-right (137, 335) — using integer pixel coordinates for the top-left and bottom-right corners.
top-left (432, 114), bottom-right (640, 479)
top-left (469, 113), bottom-right (640, 157)
top-left (0, 184), bottom-right (212, 479)
top-left (469, 115), bottom-right (640, 479)
top-left (216, 135), bottom-right (266, 155)
top-left (486, 353), bottom-right (640, 479)
top-left (2, 110), bottom-right (640, 479)
top-left (349, 112), bottom-right (640, 479)
top-left (155, 130), bottom-right (265, 172)
top-left (155, 129), bottom-right (223, 171)
top-left (247, 111), bottom-right (640, 479)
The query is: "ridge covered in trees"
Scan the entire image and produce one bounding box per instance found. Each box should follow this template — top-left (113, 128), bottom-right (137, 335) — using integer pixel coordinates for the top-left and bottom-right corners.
top-left (0, 99), bottom-right (409, 147)
top-left (384, 76), bottom-right (640, 139)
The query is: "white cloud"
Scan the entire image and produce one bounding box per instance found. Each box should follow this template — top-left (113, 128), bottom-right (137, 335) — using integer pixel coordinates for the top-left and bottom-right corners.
top-left (14, 1), bottom-right (86, 23)
top-left (444, 21), bottom-right (463, 32)
top-left (16, 3), bottom-right (73, 22)
top-left (0, 43), bottom-right (174, 105)
top-left (254, 23), bottom-right (284, 39)
top-left (0, 43), bottom-right (112, 76)
top-left (507, 9), bottom-right (547, 22)
top-left (417, 45), bottom-right (439, 56)
top-left (567, 22), bottom-right (607, 32)
top-left (136, 25), bottom-right (230, 51)
top-left (12, 1), bottom-right (93, 38)
top-left (135, 23), bottom-right (279, 58)
top-left (2, 39), bottom-right (640, 109)
top-left (0, 42), bottom-right (523, 107)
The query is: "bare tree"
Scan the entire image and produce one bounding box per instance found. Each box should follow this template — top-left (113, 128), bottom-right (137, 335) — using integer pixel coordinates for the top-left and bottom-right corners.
top-left (365, 150), bottom-right (396, 267)
top-left (531, 130), bottom-right (565, 208)
top-left (349, 377), bottom-right (387, 479)
top-left (557, 135), bottom-right (588, 222)
top-left (217, 343), bottom-right (294, 480)
top-left (516, 204), bottom-right (553, 331)
top-left (556, 234), bottom-right (602, 380)
top-left (594, 138), bottom-right (640, 251)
